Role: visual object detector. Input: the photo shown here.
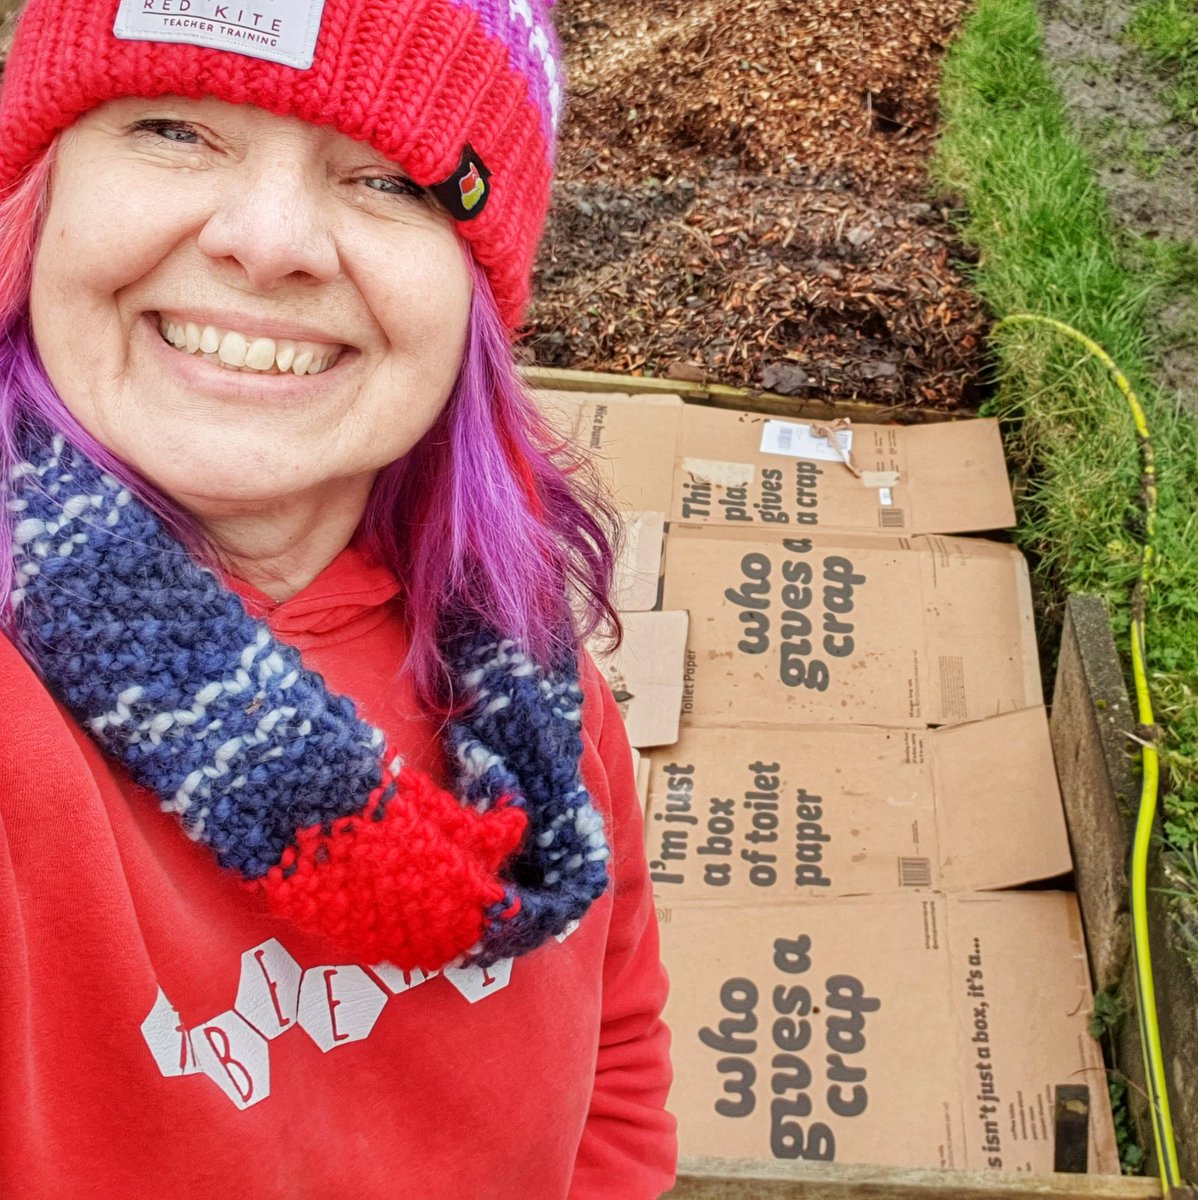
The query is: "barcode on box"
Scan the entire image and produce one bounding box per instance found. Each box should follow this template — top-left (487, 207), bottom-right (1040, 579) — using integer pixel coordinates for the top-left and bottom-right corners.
top-left (899, 857), bottom-right (932, 888)
top-left (939, 654), bottom-right (967, 719)
top-left (775, 425), bottom-right (795, 451)
top-left (879, 508), bottom-right (906, 529)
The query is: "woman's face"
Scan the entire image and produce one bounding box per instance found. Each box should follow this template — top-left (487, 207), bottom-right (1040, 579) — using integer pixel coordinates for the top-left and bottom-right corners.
top-left (30, 97), bottom-right (472, 521)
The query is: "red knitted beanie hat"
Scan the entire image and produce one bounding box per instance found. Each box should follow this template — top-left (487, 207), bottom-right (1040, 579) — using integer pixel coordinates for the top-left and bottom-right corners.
top-left (0, 0), bottom-right (563, 327)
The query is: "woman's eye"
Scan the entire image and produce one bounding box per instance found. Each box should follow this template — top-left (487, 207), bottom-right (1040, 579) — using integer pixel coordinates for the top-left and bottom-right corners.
top-left (131, 119), bottom-right (203, 145)
top-left (361, 175), bottom-right (425, 200)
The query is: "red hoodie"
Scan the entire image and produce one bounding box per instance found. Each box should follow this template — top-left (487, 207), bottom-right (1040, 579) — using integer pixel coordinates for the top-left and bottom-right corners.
top-left (0, 547), bottom-right (677, 1199)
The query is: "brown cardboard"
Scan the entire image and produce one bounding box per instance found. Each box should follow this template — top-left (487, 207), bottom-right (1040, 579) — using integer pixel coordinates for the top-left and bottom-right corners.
top-left (644, 708), bottom-right (1071, 898)
top-left (612, 510), bottom-right (665, 612)
top-left (663, 527), bottom-right (1042, 729)
top-left (542, 391), bottom-right (1015, 536)
top-left (657, 892), bottom-right (1118, 1173)
top-left (636, 752), bottom-right (653, 816)
top-left (538, 393), bottom-right (666, 612)
top-left (590, 610), bottom-right (689, 748)
top-left (548, 391), bottom-right (682, 514)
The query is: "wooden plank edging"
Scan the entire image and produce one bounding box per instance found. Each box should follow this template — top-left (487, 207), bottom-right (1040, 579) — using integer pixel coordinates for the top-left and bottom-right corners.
top-left (666, 1157), bottom-right (1162, 1199)
top-left (521, 365), bottom-right (948, 423)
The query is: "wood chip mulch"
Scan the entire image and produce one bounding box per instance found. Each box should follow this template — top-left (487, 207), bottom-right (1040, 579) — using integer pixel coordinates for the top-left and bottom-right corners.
top-left (525, 0), bottom-right (989, 411)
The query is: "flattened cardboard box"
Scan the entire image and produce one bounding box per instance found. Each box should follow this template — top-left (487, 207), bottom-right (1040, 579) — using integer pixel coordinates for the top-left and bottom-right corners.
top-left (658, 892), bottom-right (1118, 1174)
top-left (589, 610), bottom-right (689, 748)
top-left (645, 707), bottom-right (1071, 897)
top-left (539, 391), bottom-right (1016, 536)
top-left (664, 527), bottom-right (1041, 729)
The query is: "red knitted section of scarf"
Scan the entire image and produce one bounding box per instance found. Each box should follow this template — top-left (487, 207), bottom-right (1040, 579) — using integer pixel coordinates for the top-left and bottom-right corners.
top-left (255, 760), bottom-right (527, 971)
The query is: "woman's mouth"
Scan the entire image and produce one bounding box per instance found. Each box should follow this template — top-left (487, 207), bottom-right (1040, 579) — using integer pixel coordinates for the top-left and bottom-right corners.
top-left (156, 315), bottom-right (346, 376)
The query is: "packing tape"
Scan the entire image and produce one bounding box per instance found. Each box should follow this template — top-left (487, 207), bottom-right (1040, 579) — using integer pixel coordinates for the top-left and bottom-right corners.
top-left (680, 458), bottom-right (755, 488)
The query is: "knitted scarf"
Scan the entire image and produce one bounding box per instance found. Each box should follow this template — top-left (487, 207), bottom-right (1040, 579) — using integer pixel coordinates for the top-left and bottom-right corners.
top-left (8, 425), bottom-right (610, 970)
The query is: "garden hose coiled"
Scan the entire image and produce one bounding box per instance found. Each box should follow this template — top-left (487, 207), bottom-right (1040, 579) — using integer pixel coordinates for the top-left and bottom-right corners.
top-left (994, 312), bottom-right (1185, 1193)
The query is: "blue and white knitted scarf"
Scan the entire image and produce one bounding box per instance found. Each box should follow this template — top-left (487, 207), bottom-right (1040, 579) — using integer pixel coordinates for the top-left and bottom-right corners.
top-left (8, 426), bottom-right (610, 969)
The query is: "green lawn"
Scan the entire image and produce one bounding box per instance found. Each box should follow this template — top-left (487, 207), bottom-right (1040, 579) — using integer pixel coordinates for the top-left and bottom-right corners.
top-left (932, 0), bottom-right (1198, 861)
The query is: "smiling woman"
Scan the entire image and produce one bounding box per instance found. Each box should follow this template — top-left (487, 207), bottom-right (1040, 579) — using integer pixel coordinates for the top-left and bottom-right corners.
top-left (32, 99), bottom-right (473, 591)
top-left (0, 2), bottom-right (676, 1197)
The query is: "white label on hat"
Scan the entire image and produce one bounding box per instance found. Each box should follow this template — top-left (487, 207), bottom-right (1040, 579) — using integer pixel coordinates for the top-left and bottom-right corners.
top-left (114, 0), bottom-right (327, 70)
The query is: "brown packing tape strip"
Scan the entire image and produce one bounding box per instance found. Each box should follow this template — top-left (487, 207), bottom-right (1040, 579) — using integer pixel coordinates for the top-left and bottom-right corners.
top-left (1052, 1084), bottom-right (1090, 1174)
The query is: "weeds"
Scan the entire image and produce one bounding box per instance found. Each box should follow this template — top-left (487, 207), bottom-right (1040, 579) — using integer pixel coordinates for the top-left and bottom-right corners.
top-left (1090, 996), bottom-right (1148, 1173)
top-left (1110, 1076), bottom-right (1150, 1174)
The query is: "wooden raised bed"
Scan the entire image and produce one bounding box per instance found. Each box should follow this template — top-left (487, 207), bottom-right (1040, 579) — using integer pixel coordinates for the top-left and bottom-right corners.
top-left (668, 1157), bottom-right (1161, 1198)
top-left (522, 366), bottom-right (947, 424)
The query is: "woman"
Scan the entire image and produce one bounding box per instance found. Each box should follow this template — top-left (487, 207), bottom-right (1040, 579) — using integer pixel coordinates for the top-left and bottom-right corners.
top-left (0, 1), bottom-right (677, 1196)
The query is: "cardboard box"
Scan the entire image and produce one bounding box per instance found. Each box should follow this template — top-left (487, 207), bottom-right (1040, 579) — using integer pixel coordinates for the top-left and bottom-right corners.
top-left (644, 707), bottom-right (1071, 897)
top-left (540, 393), bottom-right (666, 612)
top-left (612, 510), bottom-right (665, 612)
top-left (541, 391), bottom-right (1016, 536)
top-left (590, 610), bottom-right (689, 748)
top-left (663, 528), bottom-right (1041, 729)
top-left (658, 892), bottom-right (1118, 1173)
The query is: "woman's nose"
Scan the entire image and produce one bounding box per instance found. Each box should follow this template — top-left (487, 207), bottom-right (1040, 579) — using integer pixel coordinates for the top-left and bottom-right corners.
top-left (196, 161), bottom-right (340, 290)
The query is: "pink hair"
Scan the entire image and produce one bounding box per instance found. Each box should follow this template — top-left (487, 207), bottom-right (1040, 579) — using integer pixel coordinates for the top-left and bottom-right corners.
top-left (0, 143), bottom-right (620, 713)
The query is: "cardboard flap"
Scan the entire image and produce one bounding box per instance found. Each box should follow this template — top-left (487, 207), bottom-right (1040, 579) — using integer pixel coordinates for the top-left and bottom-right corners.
top-left (645, 713), bottom-right (1069, 899)
top-left (612, 511), bottom-right (665, 612)
top-left (904, 419), bottom-right (1016, 533)
top-left (930, 708), bottom-right (1071, 889)
top-left (945, 893), bottom-right (1118, 1174)
top-left (662, 528), bottom-right (1040, 729)
top-left (592, 610), bottom-right (689, 748)
top-left (569, 394), bottom-right (682, 514)
top-left (537, 389), bottom-right (1017, 537)
top-left (915, 537), bottom-right (1043, 720)
top-left (657, 893), bottom-right (1117, 1173)
top-left (535, 389), bottom-right (595, 440)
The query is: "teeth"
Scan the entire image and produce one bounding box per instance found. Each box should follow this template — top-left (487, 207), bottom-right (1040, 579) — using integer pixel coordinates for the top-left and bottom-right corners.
top-left (217, 331), bottom-right (248, 367)
top-left (159, 316), bottom-right (342, 376)
top-left (245, 338), bottom-right (276, 371)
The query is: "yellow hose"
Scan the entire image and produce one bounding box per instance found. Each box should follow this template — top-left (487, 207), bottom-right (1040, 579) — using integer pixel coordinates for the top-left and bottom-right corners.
top-left (993, 313), bottom-right (1184, 1191)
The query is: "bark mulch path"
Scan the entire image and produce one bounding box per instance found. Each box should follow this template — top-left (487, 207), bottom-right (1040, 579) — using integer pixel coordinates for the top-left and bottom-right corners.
top-left (526, 0), bottom-right (988, 411)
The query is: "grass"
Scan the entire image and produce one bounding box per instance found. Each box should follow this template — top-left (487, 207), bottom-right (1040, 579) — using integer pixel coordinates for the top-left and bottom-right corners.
top-left (1093, 119), bottom-right (1181, 179)
top-left (932, 0), bottom-right (1198, 848)
top-left (1126, 0), bottom-right (1198, 128)
top-left (1122, 233), bottom-right (1198, 295)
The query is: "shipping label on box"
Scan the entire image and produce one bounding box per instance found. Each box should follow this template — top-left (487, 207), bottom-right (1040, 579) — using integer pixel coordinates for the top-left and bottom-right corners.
top-left (663, 527), bottom-right (1041, 729)
top-left (659, 893), bottom-right (1118, 1173)
top-left (644, 708), bottom-right (1071, 897)
top-left (540, 391), bottom-right (1015, 536)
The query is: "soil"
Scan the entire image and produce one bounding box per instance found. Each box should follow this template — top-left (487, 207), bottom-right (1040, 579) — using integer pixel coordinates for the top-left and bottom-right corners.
top-left (1039, 0), bottom-right (1198, 415)
top-left (525, 0), bottom-right (989, 411)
